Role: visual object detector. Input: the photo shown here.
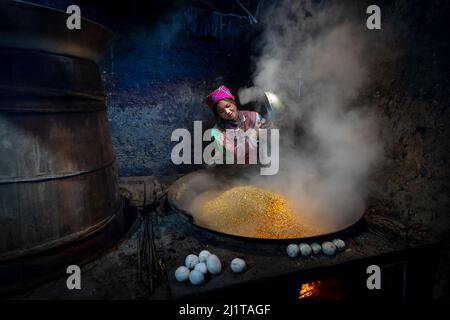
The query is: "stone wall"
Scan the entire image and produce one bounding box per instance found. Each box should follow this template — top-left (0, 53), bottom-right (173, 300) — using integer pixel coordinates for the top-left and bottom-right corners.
top-left (363, 0), bottom-right (450, 298)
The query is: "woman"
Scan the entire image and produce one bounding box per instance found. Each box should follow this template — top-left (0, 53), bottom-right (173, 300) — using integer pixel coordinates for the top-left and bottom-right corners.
top-left (206, 85), bottom-right (269, 163)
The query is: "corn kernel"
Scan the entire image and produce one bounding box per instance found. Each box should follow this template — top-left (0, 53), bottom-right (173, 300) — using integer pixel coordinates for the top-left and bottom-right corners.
top-left (196, 186), bottom-right (316, 239)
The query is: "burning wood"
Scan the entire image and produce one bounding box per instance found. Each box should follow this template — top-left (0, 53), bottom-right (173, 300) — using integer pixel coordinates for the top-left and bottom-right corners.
top-left (299, 281), bottom-right (322, 300)
top-left (299, 278), bottom-right (343, 300)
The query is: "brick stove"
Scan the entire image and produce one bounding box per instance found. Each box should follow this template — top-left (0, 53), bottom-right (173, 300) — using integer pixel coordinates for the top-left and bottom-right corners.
top-left (146, 205), bottom-right (441, 301)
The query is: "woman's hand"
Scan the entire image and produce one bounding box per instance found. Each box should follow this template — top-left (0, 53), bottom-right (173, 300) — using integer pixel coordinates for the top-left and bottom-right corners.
top-left (256, 119), bottom-right (272, 139)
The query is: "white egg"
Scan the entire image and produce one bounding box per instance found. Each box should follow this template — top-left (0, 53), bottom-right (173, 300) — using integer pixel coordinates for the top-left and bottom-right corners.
top-left (230, 258), bottom-right (246, 273)
top-left (311, 242), bottom-right (322, 255)
top-left (175, 266), bottom-right (190, 282)
top-left (299, 243), bottom-right (312, 256)
top-left (287, 244), bottom-right (300, 258)
top-left (198, 250), bottom-right (211, 263)
top-left (194, 262), bottom-right (208, 274)
top-left (206, 254), bottom-right (222, 275)
top-left (185, 254), bottom-right (199, 269)
top-left (333, 239), bottom-right (346, 252)
top-left (189, 270), bottom-right (205, 285)
top-left (322, 241), bottom-right (337, 256)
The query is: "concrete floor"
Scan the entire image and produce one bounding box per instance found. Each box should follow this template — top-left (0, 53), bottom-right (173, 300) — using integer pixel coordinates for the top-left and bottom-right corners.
top-left (12, 220), bottom-right (162, 300)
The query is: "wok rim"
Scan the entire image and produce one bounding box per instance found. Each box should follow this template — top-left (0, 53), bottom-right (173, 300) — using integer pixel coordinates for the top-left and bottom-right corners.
top-left (167, 168), bottom-right (365, 243)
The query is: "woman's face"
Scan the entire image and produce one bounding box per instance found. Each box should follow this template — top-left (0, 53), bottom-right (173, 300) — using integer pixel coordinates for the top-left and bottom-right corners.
top-left (216, 99), bottom-right (238, 120)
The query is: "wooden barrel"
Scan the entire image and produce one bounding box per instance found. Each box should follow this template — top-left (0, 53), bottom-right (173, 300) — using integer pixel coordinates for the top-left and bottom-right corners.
top-left (0, 2), bottom-right (131, 295)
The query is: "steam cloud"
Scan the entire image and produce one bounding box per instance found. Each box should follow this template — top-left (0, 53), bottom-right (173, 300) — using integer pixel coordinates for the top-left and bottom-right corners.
top-left (238, 0), bottom-right (384, 230)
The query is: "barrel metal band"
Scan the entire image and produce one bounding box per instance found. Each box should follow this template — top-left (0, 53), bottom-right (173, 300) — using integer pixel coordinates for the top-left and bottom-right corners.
top-left (0, 85), bottom-right (107, 112)
top-left (0, 200), bottom-right (123, 263)
top-left (0, 85), bottom-right (105, 101)
top-left (0, 159), bottom-right (116, 185)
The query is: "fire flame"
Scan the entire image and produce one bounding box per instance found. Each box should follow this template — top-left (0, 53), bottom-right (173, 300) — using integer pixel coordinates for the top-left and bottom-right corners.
top-left (299, 278), bottom-right (343, 300)
top-left (299, 281), bottom-right (322, 300)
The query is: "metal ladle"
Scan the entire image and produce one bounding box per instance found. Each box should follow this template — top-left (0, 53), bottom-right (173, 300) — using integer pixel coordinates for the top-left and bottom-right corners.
top-left (254, 91), bottom-right (284, 124)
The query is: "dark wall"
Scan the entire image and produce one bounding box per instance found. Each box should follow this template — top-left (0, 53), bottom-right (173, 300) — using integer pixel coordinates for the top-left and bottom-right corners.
top-left (365, 0), bottom-right (450, 239)
top-left (28, 0), bottom-right (258, 176)
top-left (363, 0), bottom-right (450, 298)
